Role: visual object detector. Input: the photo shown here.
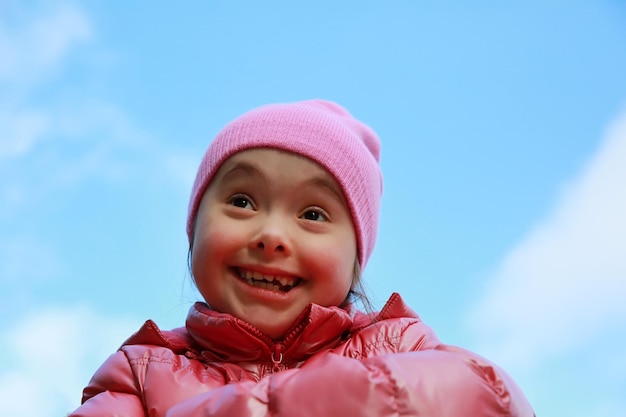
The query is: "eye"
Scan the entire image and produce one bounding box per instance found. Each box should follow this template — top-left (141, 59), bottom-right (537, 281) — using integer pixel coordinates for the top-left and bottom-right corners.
top-left (300, 207), bottom-right (329, 222)
top-left (228, 194), bottom-right (255, 210)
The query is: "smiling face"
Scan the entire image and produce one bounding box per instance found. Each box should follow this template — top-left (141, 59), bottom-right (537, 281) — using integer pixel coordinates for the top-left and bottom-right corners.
top-left (190, 148), bottom-right (357, 340)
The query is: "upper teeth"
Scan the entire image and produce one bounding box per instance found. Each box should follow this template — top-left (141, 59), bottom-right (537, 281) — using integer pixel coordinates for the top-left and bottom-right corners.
top-left (239, 269), bottom-right (299, 287)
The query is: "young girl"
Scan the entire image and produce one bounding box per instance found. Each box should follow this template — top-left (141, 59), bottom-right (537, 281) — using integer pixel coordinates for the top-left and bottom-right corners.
top-left (71, 100), bottom-right (535, 416)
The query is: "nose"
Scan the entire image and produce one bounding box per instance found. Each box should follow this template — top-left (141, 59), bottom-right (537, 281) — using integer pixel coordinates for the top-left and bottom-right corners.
top-left (250, 215), bottom-right (291, 257)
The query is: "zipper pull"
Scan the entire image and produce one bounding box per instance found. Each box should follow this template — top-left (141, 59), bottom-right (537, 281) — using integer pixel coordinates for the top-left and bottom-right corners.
top-left (271, 343), bottom-right (285, 373)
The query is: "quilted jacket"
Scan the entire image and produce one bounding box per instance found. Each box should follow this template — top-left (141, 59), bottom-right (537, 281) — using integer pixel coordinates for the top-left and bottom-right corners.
top-left (70, 293), bottom-right (534, 416)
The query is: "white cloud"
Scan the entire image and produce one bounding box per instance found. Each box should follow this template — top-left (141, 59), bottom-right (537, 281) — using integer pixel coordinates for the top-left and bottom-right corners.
top-left (0, 2), bottom-right (193, 193)
top-left (0, 2), bottom-right (91, 85)
top-left (0, 2), bottom-right (91, 163)
top-left (0, 99), bottom-right (194, 218)
top-left (0, 108), bottom-right (50, 161)
top-left (468, 109), bottom-right (626, 365)
top-left (466, 108), bottom-right (626, 415)
top-left (0, 306), bottom-right (141, 417)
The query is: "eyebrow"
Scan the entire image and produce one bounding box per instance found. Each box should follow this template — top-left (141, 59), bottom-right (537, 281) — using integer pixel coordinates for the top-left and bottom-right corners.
top-left (220, 162), bottom-right (264, 182)
top-left (219, 160), bottom-right (346, 204)
top-left (306, 177), bottom-right (347, 205)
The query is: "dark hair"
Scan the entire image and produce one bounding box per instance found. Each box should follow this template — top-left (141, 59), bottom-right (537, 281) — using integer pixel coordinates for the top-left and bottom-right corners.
top-left (342, 261), bottom-right (376, 315)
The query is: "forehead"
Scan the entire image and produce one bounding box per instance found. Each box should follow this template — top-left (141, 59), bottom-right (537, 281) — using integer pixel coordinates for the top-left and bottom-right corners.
top-left (213, 147), bottom-right (348, 201)
top-left (218, 147), bottom-right (325, 178)
top-left (223, 147), bottom-right (319, 166)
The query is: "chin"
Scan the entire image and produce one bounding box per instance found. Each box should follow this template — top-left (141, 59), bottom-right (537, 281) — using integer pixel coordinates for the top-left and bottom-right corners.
top-left (257, 325), bottom-right (290, 340)
top-left (252, 319), bottom-right (294, 340)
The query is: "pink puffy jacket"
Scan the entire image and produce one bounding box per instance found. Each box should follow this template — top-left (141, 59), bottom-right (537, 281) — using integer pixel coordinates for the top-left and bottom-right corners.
top-left (70, 293), bottom-right (534, 416)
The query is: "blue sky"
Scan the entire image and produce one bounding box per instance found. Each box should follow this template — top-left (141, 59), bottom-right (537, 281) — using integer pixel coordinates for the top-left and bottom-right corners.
top-left (1, 1), bottom-right (625, 416)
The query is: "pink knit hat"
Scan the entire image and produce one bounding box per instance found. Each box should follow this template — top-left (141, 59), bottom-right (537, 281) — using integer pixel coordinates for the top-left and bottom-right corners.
top-left (187, 100), bottom-right (383, 269)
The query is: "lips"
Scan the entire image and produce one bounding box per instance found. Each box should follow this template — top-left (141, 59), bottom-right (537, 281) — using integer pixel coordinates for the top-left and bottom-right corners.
top-left (236, 267), bottom-right (302, 292)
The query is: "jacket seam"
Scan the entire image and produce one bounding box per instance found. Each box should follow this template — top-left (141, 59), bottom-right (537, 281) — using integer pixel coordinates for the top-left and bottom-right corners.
top-left (128, 354), bottom-right (206, 372)
top-left (361, 334), bottom-right (401, 356)
top-left (120, 348), bottom-right (150, 417)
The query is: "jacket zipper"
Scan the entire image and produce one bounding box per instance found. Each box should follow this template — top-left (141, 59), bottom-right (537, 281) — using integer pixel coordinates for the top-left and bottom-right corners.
top-left (268, 319), bottom-right (307, 373)
top-left (271, 343), bottom-right (285, 373)
top-left (240, 314), bottom-right (309, 374)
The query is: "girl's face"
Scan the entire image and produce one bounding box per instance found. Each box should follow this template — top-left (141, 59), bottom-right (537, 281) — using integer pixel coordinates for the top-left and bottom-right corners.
top-left (191, 148), bottom-right (357, 340)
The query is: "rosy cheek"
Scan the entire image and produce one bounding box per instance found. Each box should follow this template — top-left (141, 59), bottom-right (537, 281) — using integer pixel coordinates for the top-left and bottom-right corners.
top-left (319, 253), bottom-right (354, 283)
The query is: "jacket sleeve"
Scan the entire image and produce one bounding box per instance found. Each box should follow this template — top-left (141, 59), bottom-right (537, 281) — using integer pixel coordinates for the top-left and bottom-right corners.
top-left (165, 347), bottom-right (535, 417)
top-left (68, 351), bottom-right (146, 417)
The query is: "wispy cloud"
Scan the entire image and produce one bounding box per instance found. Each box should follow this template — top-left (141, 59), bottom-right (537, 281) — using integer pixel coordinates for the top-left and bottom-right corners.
top-left (0, 9), bottom-right (177, 415)
top-left (0, 109), bottom-right (49, 161)
top-left (0, 100), bottom-right (195, 214)
top-left (0, 306), bottom-right (141, 417)
top-left (0, 2), bottom-right (91, 163)
top-left (467, 108), bottom-right (626, 414)
top-left (0, 2), bottom-right (91, 85)
top-left (0, 2), bottom-right (193, 209)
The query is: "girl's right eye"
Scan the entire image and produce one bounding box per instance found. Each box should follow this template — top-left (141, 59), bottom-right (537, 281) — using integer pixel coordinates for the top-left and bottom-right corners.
top-left (228, 194), bottom-right (254, 210)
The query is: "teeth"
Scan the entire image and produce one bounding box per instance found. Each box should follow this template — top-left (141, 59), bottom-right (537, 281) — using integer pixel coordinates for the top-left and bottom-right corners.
top-left (238, 268), bottom-right (300, 291)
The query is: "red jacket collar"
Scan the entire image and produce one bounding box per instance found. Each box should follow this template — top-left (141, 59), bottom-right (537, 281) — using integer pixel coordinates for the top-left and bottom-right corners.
top-left (122, 293), bottom-right (417, 363)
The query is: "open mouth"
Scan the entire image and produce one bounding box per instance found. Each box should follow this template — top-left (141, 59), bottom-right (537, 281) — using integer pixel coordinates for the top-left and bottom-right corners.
top-left (235, 267), bottom-right (302, 293)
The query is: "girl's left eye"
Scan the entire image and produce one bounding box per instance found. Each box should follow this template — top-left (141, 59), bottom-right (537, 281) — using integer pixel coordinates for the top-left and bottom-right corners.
top-left (228, 194), bottom-right (255, 210)
top-left (300, 208), bottom-right (329, 222)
